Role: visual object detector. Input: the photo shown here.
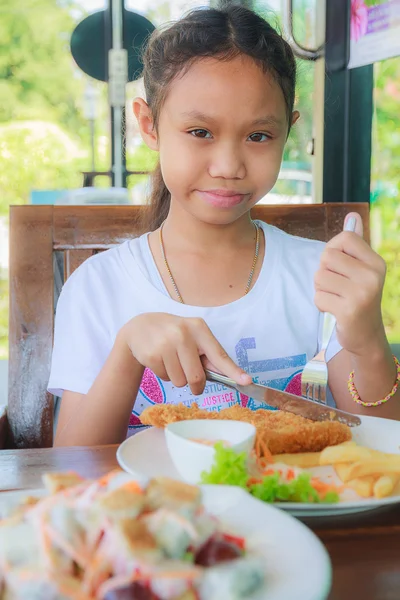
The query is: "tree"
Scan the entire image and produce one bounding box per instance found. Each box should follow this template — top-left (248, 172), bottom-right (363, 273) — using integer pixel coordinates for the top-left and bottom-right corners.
top-left (0, 0), bottom-right (86, 131)
top-left (0, 122), bottom-right (86, 216)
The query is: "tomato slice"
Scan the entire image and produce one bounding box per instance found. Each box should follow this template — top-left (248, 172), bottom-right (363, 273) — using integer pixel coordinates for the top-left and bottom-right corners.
top-left (221, 533), bottom-right (246, 551)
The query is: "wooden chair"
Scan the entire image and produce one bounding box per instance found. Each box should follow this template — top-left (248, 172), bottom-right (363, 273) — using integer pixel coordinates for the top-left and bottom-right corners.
top-left (7, 203), bottom-right (370, 449)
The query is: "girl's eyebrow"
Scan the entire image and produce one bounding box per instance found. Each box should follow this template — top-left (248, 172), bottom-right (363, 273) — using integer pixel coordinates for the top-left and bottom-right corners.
top-left (250, 116), bottom-right (286, 128)
top-left (180, 110), bottom-right (285, 129)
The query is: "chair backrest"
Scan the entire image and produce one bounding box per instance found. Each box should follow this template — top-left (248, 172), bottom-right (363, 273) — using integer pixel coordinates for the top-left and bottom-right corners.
top-left (8, 203), bottom-right (370, 448)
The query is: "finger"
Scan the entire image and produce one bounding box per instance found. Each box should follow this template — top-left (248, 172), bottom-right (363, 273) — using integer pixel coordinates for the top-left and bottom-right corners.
top-left (314, 290), bottom-right (346, 316)
top-left (320, 247), bottom-right (361, 279)
top-left (162, 351), bottom-right (187, 388)
top-left (191, 320), bottom-right (251, 385)
top-left (148, 359), bottom-right (169, 382)
top-left (177, 337), bottom-right (207, 396)
top-left (319, 249), bottom-right (377, 285)
top-left (201, 356), bottom-right (221, 374)
top-left (344, 212), bottom-right (364, 238)
top-left (314, 269), bottom-right (353, 298)
top-left (326, 230), bottom-right (380, 269)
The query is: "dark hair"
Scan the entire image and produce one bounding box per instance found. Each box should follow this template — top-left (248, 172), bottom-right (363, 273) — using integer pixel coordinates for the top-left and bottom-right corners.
top-left (141, 5), bottom-right (296, 231)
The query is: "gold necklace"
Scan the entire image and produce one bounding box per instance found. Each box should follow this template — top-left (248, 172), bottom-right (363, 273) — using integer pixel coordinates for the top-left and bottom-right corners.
top-left (159, 221), bottom-right (260, 304)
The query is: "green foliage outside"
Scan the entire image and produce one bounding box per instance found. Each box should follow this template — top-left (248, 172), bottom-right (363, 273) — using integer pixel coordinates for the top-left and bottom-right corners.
top-left (364, 0), bottom-right (386, 7)
top-left (0, 0), bottom-right (86, 130)
top-left (0, 270), bottom-right (7, 359)
top-left (371, 57), bottom-right (400, 342)
top-left (0, 0), bottom-right (399, 359)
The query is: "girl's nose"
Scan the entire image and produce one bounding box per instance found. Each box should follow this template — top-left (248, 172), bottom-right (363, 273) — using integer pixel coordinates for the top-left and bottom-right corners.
top-left (208, 142), bottom-right (246, 180)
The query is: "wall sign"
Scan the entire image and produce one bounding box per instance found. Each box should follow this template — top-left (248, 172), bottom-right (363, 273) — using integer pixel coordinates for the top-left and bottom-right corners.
top-left (349, 0), bottom-right (400, 68)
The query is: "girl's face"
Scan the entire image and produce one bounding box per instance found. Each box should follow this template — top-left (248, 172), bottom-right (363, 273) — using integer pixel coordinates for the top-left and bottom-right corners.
top-left (136, 54), bottom-right (297, 225)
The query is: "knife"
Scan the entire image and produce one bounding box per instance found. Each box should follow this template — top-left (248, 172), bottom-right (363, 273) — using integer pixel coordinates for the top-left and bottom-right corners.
top-left (205, 369), bottom-right (361, 427)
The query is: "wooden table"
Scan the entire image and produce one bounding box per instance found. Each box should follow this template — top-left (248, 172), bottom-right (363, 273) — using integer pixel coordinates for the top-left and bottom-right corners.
top-left (1, 446), bottom-right (400, 600)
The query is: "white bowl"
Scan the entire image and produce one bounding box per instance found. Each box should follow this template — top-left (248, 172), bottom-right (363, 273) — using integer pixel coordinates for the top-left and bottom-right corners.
top-left (165, 419), bottom-right (256, 485)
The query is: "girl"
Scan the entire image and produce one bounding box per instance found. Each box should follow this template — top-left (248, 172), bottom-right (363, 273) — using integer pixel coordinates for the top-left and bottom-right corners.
top-left (50, 5), bottom-right (400, 447)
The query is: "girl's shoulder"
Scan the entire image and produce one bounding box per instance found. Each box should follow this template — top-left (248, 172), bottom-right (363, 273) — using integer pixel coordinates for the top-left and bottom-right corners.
top-left (259, 220), bottom-right (325, 258)
top-left (60, 235), bottom-right (147, 298)
top-left (259, 220), bottom-right (324, 248)
top-left (257, 221), bottom-right (325, 286)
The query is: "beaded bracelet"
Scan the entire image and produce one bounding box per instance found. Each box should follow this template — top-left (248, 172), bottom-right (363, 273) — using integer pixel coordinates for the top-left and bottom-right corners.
top-left (348, 355), bottom-right (400, 408)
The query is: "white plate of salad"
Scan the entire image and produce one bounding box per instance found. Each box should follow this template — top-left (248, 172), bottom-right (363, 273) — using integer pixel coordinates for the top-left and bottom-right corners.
top-left (118, 419), bottom-right (400, 517)
top-left (0, 470), bottom-right (331, 600)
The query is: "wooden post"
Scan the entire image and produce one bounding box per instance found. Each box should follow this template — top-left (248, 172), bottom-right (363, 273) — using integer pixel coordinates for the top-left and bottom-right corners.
top-left (8, 206), bottom-right (54, 448)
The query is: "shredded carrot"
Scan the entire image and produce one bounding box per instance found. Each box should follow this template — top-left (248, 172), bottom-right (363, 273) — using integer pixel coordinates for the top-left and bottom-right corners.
top-left (310, 478), bottom-right (345, 494)
top-left (58, 582), bottom-right (90, 600)
top-left (247, 477), bottom-right (262, 486)
top-left (83, 552), bottom-right (111, 595)
top-left (255, 436), bottom-right (274, 464)
top-left (120, 481), bottom-right (143, 495)
top-left (44, 522), bottom-right (89, 568)
top-left (97, 470), bottom-right (124, 487)
top-left (286, 469), bottom-right (295, 481)
top-left (262, 468), bottom-right (277, 476)
top-left (36, 515), bottom-right (56, 571)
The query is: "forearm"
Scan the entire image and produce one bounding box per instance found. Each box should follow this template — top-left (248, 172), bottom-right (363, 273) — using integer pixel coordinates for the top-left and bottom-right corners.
top-left (55, 331), bottom-right (145, 446)
top-left (330, 336), bottom-right (400, 419)
top-left (352, 334), bottom-right (398, 407)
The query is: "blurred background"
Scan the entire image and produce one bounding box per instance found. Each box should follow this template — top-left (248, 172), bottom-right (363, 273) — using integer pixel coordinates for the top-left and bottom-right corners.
top-left (0, 0), bottom-right (399, 402)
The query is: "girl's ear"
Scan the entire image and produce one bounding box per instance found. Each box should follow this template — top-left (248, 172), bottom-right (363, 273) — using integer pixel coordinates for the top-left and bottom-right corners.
top-left (291, 110), bottom-right (300, 126)
top-left (133, 97), bottom-right (158, 150)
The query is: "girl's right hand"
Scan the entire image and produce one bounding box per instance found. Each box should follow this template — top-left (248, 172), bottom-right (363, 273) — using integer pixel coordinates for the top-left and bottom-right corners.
top-left (121, 313), bottom-right (252, 395)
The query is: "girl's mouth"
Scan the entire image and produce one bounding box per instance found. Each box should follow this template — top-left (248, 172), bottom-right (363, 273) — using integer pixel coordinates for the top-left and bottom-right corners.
top-left (197, 189), bottom-right (247, 208)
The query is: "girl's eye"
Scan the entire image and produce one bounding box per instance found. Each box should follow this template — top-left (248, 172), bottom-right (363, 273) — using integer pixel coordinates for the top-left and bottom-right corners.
top-left (248, 132), bottom-right (269, 142)
top-left (189, 129), bottom-right (212, 139)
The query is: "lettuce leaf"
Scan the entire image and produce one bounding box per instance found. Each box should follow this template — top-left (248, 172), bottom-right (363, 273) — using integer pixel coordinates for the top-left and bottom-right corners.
top-left (200, 442), bottom-right (249, 488)
top-left (200, 444), bottom-right (339, 504)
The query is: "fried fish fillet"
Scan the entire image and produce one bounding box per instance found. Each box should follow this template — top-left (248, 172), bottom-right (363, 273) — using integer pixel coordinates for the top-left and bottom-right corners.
top-left (140, 403), bottom-right (352, 456)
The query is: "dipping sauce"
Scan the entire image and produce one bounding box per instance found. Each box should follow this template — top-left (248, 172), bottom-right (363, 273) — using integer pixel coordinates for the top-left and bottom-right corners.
top-left (190, 438), bottom-right (231, 447)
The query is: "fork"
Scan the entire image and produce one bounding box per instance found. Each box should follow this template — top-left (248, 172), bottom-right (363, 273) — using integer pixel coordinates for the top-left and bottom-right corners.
top-left (301, 217), bottom-right (357, 404)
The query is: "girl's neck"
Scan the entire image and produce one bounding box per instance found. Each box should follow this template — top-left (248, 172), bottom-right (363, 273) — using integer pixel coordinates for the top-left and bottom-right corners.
top-left (161, 201), bottom-right (256, 255)
top-left (148, 199), bottom-right (265, 307)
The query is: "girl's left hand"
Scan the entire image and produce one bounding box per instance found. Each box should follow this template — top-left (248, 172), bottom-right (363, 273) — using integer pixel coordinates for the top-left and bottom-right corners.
top-left (314, 212), bottom-right (387, 356)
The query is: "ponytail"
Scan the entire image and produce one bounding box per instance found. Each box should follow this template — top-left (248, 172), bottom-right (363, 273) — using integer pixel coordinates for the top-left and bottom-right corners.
top-left (142, 162), bottom-right (171, 232)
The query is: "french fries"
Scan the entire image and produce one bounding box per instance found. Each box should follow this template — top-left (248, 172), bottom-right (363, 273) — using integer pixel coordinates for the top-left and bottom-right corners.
top-left (318, 441), bottom-right (400, 499)
top-left (373, 474), bottom-right (399, 499)
top-left (346, 476), bottom-right (377, 498)
top-left (345, 459), bottom-right (400, 481)
top-left (273, 442), bottom-right (356, 469)
top-left (334, 463), bottom-right (354, 483)
top-left (320, 445), bottom-right (373, 465)
top-left (272, 440), bottom-right (400, 501)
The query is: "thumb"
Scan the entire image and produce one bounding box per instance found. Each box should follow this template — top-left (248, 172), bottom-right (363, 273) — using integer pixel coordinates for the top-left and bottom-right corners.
top-left (201, 356), bottom-right (222, 374)
top-left (344, 212), bottom-right (364, 238)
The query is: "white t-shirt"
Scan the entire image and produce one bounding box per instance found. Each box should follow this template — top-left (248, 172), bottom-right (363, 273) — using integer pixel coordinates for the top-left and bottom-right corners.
top-left (48, 221), bottom-right (341, 435)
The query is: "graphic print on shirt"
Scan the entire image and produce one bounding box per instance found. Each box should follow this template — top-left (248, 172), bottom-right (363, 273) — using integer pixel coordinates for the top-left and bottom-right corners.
top-left (129, 337), bottom-right (307, 432)
top-left (235, 337), bottom-right (305, 409)
top-left (129, 368), bottom-right (166, 427)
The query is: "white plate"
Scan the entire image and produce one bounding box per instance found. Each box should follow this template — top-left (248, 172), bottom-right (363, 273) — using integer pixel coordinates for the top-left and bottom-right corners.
top-left (117, 415), bottom-right (400, 517)
top-left (0, 484), bottom-right (331, 600)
